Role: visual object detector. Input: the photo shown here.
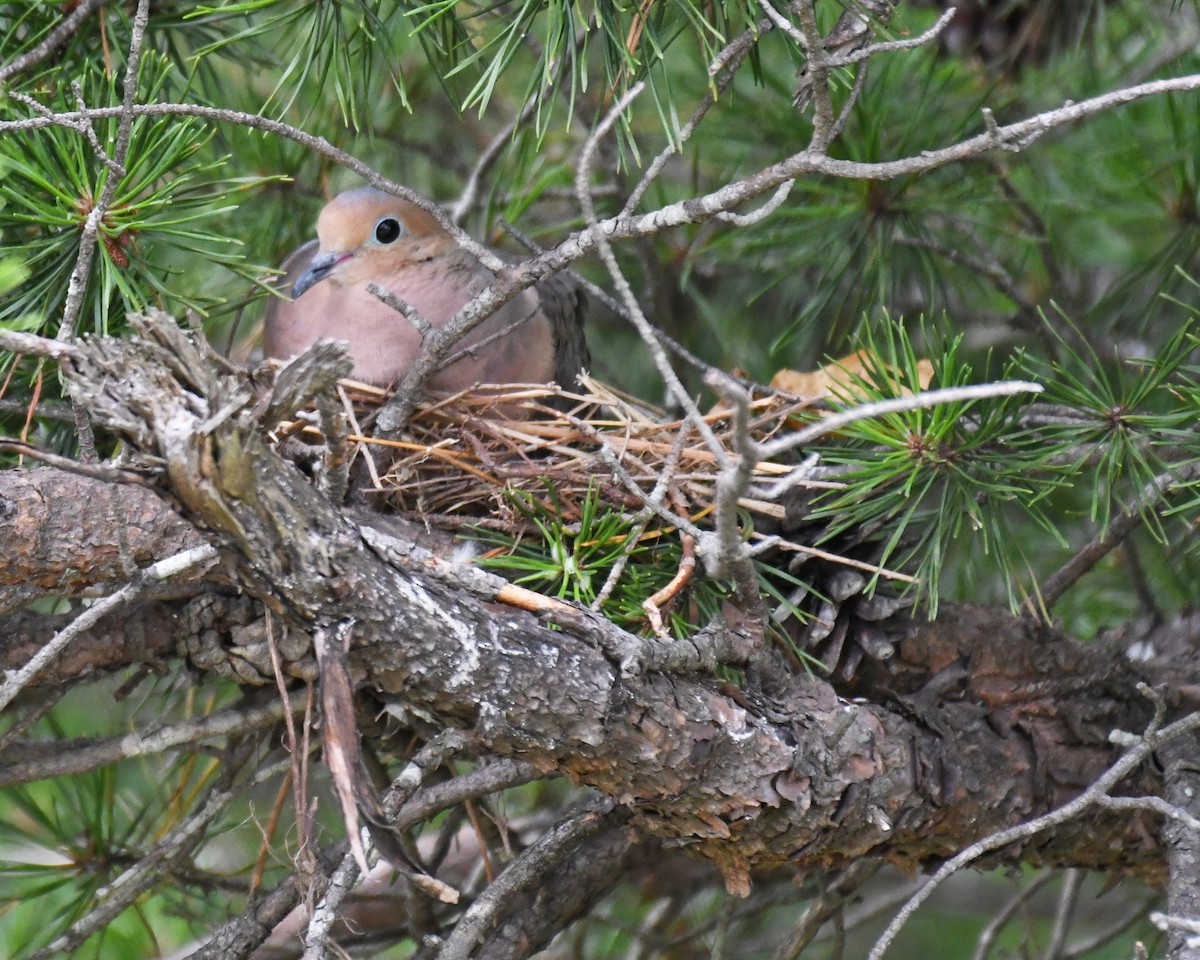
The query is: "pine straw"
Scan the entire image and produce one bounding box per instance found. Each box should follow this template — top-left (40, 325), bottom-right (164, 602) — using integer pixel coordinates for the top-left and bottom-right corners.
top-left (270, 374), bottom-right (842, 532)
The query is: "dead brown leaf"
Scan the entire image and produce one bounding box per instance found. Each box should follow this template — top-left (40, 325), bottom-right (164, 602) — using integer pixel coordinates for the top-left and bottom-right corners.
top-left (771, 350), bottom-right (934, 401)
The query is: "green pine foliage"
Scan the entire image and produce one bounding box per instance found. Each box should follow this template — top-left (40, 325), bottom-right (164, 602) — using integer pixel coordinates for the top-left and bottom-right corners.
top-left (0, 1), bottom-right (1193, 660)
top-left (0, 0), bottom-right (1193, 649)
top-left (474, 481), bottom-right (731, 636)
top-left (805, 320), bottom-right (1062, 615)
top-left (2, 0), bottom-right (1200, 956)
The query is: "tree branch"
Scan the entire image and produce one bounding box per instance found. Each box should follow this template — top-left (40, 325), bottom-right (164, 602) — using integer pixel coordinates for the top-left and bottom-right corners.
top-left (0, 0), bottom-right (109, 84)
top-left (45, 311), bottom-right (1172, 891)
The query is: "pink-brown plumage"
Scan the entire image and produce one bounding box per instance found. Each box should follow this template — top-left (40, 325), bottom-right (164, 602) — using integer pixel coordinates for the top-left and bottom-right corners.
top-left (263, 187), bottom-right (587, 392)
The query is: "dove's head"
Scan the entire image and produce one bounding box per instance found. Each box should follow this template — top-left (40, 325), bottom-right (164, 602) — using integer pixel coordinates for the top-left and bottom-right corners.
top-left (291, 187), bottom-right (456, 298)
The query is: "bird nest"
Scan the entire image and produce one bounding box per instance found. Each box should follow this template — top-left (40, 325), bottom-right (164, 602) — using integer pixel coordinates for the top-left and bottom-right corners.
top-left (270, 373), bottom-right (830, 531)
top-left (267, 371), bottom-right (916, 671)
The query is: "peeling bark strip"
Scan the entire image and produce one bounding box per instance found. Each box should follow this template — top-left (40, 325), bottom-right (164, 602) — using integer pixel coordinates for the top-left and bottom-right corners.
top-left (313, 620), bottom-right (374, 875)
top-left (59, 311), bottom-right (1168, 884)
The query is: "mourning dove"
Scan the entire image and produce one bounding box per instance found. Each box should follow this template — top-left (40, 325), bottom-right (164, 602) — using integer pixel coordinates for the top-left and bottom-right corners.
top-left (263, 186), bottom-right (588, 393)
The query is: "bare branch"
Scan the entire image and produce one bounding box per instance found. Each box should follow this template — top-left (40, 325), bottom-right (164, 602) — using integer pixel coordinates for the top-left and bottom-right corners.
top-left (437, 803), bottom-right (617, 960)
top-left (390, 760), bottom-right (544, 833)
top-left (1045, 869), bottom-right (1084, 960)
top-left (0, 697), bottom-right (294, 787)
top-left (791, 0), bottom-right (896, 109)
top-left (553, 410), bottom-right (707, 564)
top-left (868, 707), bottom-right (1200, 960)
top-left (828, 57), bottom-right (870, 142)
top-left (757, 0), bottom-right (804, 46)
top-left (188, 839), bottom-right (353, 960)
top-left (759, 379), bottom-right (1045, 466)
top-left (698, 372), bottom-right (760, 578)
top-left (3, 73), bottom-right (1197, 247)
top-left (714, 180), bottom-right (795, 226)
top-left (366, 282), bottom-right (432, 338)
top-left (0, 395), bottom-right (74, 423)
top-left (970, 873), bottom-right (1057, 960)
top-left (0, 543), bottom-right (218, 712)
top-left (56, 0), bottom-right (150, 342)
top-left (301, 731), bottom-right (476, 955)
top-left (0, 440), bottom-right (159, 486)
top-left (592, 426), bottom-right (692, 611)
top-left (1157, 730), bottom-right (1200, 958)
top-left (1101, 795), bottom-right (1200, 835)
top-left (1150, 912), bottom-right (1200, 945)
top-left (831, 9), bottom-right (959, 68)
top-left (1062, 895), bottom-right (1158, 960)
top-left (69, 80), bottom-right (127, 177)
top-left (771, 861), bottom-right (882, 960)
top-left (793, 0), bottom-right (836, 150)
top-left (575, 82), bottom-right (727, 467)
top-left (1035, 461), bottom-right (1200, 612)
top-left (0, 327), bottom-right (81, 360)
top-left (0, 0), bottom-right (109, 84)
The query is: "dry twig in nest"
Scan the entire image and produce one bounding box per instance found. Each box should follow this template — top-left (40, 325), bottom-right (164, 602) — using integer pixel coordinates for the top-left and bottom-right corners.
top-left (267, 372), bottom-right (916, 672)
top-left (269, 373), bottom-right (836, 528)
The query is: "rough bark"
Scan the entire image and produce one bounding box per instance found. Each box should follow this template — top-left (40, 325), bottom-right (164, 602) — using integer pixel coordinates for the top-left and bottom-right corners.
top-left (0, 312), bottom-right (1187, 897)
top-left (1161, 733), bottom-right (1200, 960)
top-left (0, 466), bottom-right (206, 591)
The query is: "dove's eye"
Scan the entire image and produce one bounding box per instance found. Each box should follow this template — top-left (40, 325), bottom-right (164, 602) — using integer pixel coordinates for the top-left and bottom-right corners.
top-left (373, 216), bottom-right (403, 245)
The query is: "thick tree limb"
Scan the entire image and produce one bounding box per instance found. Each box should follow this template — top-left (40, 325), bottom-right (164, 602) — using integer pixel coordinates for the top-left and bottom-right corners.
top-left (25, 311), bottom-right (1169, 891)
top-left (0, 467), bottom-right (209, 591)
